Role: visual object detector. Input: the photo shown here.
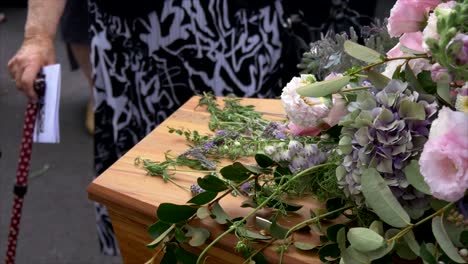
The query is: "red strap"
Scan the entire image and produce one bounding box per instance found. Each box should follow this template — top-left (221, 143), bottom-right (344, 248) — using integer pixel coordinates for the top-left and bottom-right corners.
top-left (5, 76), bottom-right (45, 264)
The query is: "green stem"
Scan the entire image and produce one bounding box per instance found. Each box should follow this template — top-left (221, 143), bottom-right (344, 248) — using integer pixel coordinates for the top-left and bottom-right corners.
top-left (167, 179), bottom-right (190, 191)
top-left (242, 239), bottom-right (277, 264)
top-left (347, 55), bottom-right (429, 76)
top-left (168, 169), bottom-right (217, 173)
top-left (341, 86), bottom-right (373, 93)
top-left (285, 205), bottom-right (354, 238)
top-left (196, 163), bottom-right (335, 264)
top-left (387, 202), bottom-right (454, 242)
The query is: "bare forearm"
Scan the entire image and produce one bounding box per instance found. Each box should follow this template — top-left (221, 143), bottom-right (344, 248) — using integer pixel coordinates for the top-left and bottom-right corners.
top-left (24, 0), bottom-right (66, 40)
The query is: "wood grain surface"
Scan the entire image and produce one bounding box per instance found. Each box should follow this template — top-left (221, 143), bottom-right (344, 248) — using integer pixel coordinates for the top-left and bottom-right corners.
top-left (88, 96), bottom-right (325, 264)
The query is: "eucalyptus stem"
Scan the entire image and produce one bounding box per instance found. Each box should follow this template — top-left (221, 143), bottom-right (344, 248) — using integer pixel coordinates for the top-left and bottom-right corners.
top-left (167, 178), bottom-right (189, 191)
top-left (196, 163), bottom-right (335, 264)
top-left (242, 239), bottom-right (277, 264)
top-left (285, 205), bottom-right (354, 238)
top-left (168, 169), bottom-right (217, 173)
top-left (347, 55), bottom-right (429, 76)
top-left (387, 202), bottom-right (454, 242)
top-left (341, 86), bottom-right (373, 93)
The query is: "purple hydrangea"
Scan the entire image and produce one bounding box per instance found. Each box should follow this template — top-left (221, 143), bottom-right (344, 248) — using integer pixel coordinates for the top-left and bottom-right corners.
top-left (337, 80), bottom-right (438, 218)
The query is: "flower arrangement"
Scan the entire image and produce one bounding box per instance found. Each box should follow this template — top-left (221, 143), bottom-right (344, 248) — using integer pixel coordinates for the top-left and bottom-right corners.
top-left (137, 1), bottom-right (468, 263)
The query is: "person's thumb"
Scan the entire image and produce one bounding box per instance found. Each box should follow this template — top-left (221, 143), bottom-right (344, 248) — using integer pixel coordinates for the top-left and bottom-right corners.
top-left (20, 63), bottom-right (42, 102)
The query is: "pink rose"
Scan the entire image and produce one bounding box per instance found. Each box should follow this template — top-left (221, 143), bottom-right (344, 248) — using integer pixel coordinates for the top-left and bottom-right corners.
top-left (387, 0), bottom-right (440, 37)
top-left (419, 107), bottom-right (468, 202)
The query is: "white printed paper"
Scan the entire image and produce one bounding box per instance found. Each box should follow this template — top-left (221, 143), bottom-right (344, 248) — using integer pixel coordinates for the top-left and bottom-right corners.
top-left (33, 64), bottom-right (61, 143)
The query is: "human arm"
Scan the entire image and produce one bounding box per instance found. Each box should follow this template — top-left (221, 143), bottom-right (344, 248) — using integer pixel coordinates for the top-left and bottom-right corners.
top-left (7, 0), bottom-right (66, 101)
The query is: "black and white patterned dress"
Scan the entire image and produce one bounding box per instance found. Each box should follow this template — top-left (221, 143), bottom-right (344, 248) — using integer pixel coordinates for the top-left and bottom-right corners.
top-left (89, 0), bottom-right (285, 255)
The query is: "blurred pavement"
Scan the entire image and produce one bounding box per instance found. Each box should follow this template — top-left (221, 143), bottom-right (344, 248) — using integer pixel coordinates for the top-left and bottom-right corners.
top-left (0, 8), bottom-right (122, 264)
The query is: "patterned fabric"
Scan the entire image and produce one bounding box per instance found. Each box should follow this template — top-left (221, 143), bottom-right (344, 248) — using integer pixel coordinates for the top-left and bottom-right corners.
top-left (89, 0), bottom-right (285, 255)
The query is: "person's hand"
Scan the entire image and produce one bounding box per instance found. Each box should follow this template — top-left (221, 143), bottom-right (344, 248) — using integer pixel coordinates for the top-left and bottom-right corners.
top-left (7, 35), bottom-right (55, 102)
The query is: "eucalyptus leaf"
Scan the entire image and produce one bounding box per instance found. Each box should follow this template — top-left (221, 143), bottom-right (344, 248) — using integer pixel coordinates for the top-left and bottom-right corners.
top-left (366, 70), bottom-right (390, 88)
top-left (157, 203), bottom-right (197, 224)
top-left (341, 246), bottom-right (369, 264)
top-left (197, 175), bottom-right (228, 192)
top-left (196, 206), bottom-right (210, 219)
top-left (255, 153), bottom-right (275, 168)
top-left (399, 101), bottom-right (426, 120)
top-left (361, 168), bottom-right (411, 228)
top-left (337, 227), bottom-right (347, 251)
top-left (344, 40), bottom-right (382, 63)
top-left (325, 198), bottom-right (346, 220)
top-left (403, 230), bottom-right (421, 257)
top-left (347, 227), bottom-right (384, 252)
top-left (460, 230), bottom-right (468, 246)
top-left (211, 202), bottom-right (230, 224)
top-left (369, 221), bottom-right (384, 236)
top-left (405, 65), bottom-right (426, 94)
top-left (148, 220), bottom-right (172, 239)
top-left (187, 191), bottom-right (218, 205)
top-left (147, 224), bottom-right (175, 248)
top-left (296, 76), bottom-right (351, 97)
top-left (267, 198), bottom-right (303, 212)
top-left (430, 198), bottom-right (450, 211)
top-left (396, 242), bottom-right (419, 260)
top-left (186, 226), bottom-right (210, 247)
top-left (175, 247), bottom-right (198, 264)
top-left (420, 243), bottom-right (437, 264)
top-left (327, 224), bottom-right (347, 243)
top-left (403, 160), bottom-right (431, 195)
top-left (175, 227), bottom-right (187, 243)
top-left (432, 216), bottom-right (467, 263)
top-left (364, 241), bottom-right (395, 261)
top-left (294, 242), bottom-right (318, 251)
top-left (237, 226), bottom-right (270, 240)
top-left (437, 79), bottom-right (452, 106)
top-left (319, 243), bottom-right (341, 262)
top-left (417, 71), bottom-right (437, 94)
top-left (161, 244), bottom-right (177, 264)
top-left (269, 218), bottom-right (289, 239)
top-left (220, 162), bottom-right (250, 182)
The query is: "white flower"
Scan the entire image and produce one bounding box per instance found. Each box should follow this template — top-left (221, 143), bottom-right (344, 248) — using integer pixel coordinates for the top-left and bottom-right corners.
top-left (422, 1), bottom-right (457, 51)
top-left (422, 12), bottom-right (438, 51)
top-left (280, 75), bottom-right (331, 128)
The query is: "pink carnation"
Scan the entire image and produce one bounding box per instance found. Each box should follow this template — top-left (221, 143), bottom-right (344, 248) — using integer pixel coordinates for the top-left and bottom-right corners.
top-left (419, 107), bottom-right (468, 202)
top-left (387, 0), bottom-right (440, 37)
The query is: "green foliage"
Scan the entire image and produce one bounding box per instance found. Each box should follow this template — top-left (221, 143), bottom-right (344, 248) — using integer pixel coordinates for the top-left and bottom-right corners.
top-left (361, 168), bottom-right (411, 228)
top-left (197, 175), bottom-right (228, 192)
top-left (185, 226), bottom-right (210, 247)
top-left (366, 70), bottom-right (390, 88)
top-left (404, 160), bottom-right (431, 195)
top-left (294, 242), bottom-right (318, 251)
top-left (432, 216), bottom-right (467, 263)
top-left (187, 191), bottom-right (218, 205)
top-left (319, 243), bottom-right (341, 262)
top-left (347, 228), bottom-right (385, 252)
top-left (296, 76), bottom-right (351, 97)
top-left (157, 204), bottom-right (197, 224)
top-left (344, 40), bottom-right (383, 64)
